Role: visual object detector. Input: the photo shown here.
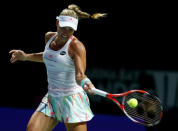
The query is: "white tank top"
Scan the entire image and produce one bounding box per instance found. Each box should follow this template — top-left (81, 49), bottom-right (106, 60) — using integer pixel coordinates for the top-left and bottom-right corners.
top-left (43, 33), bottom-right (83, 97)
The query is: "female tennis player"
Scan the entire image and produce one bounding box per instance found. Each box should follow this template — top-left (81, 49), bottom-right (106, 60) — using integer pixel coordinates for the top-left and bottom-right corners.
top-left (9, 4), bottom-right (106, 131)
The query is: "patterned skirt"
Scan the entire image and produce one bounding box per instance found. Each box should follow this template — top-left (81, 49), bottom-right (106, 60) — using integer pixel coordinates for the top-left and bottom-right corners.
top-left (36, 91), bottom-right (94, 123)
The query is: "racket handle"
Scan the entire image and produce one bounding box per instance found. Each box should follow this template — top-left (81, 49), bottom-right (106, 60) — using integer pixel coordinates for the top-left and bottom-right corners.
top-left (91, 88), bottom-right (108, 97)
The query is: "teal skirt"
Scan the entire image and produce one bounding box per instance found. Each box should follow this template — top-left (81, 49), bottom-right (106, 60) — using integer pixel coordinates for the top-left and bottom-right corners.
top-left (36, 91), bottom-right (94, 123)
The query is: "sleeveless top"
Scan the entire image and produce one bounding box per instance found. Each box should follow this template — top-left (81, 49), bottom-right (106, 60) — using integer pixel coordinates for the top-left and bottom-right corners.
top-left (43, 33), bottom-right (83, 96)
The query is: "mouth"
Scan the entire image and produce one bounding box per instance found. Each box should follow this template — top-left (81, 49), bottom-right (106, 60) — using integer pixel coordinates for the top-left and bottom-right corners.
top-left (61, 34), bottom-right (68, 38)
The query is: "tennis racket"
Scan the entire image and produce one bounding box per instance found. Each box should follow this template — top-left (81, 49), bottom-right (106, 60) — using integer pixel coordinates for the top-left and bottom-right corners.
top-left (91, 88), bottom-right (163, 127)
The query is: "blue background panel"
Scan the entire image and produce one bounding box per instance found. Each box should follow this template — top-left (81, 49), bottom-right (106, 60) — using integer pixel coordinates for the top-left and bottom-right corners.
top-left (0, 107), bottom-right (145, 131)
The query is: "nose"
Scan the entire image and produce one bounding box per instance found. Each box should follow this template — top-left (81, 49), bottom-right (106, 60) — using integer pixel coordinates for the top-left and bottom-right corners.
top-left (61, 29), bottom-right (69, 35)
top-left (60, 27), bottom-right (73, 36)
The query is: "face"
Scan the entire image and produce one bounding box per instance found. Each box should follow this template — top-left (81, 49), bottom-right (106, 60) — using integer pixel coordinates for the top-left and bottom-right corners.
top-left (56, 21), bottom-right (75, 41)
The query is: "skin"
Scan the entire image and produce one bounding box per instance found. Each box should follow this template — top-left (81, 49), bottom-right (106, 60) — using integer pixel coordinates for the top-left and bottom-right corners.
top-left (9, 20), bottom-right (95, 131)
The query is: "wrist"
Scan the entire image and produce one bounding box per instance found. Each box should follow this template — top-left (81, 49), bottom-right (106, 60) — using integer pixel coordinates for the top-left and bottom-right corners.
top-left (80, 78), bottom-right (91, 88)
top-left (23, 53), bottom-right (28, 61)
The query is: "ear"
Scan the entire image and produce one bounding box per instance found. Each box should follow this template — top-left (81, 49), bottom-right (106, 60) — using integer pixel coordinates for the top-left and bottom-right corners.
top-left (56, 20), bottom-right (59, 27)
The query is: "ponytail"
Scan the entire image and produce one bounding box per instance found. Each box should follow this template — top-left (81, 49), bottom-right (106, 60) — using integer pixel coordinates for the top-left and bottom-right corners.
top-left (68, 4), bottom-right (107, 19)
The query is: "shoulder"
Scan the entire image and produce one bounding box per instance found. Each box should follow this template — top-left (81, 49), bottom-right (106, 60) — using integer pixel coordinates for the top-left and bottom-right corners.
top-left (45, 32), bottom-right (57, 44)
top-left (70, 37), bottom-right (86, 54)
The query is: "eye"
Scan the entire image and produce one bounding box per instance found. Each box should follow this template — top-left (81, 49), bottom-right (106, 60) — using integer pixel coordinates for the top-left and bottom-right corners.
top-left (59, 27), bottom-right (65, 30)
top-left (60, 27), bottom-right (73, 32)
top-left (68, 27), bottom-right (73, 31)
top-left (70, 28), bottom-right (73, 32)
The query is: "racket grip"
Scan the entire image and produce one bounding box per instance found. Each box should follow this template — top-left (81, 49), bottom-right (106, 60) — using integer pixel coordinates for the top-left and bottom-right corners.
top-left (91, 88), bottom-right (108, 97)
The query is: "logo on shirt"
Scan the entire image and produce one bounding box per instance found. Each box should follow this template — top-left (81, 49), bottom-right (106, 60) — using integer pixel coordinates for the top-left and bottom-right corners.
top-left (49, 54), bottom-right (53, 58)
top-left (69, 17), bottom-right (73, 21)
top-left (60, 51), bottom-right (66, 55)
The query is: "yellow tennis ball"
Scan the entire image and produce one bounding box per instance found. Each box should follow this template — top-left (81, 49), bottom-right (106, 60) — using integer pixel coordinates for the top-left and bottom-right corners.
top-left (128, 98), bottom-right (138, 108)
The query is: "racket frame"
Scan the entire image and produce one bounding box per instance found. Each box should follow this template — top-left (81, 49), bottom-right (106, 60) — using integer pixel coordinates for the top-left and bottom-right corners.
top-left (91, 88), bottom-right (162, 127)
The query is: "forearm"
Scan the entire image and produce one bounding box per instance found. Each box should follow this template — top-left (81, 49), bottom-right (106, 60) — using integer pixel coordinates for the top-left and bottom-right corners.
top-left (25, 52), bottom-right (44, 62)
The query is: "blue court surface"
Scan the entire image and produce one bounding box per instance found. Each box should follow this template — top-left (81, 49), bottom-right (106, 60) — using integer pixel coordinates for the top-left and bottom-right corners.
top-left (0, 107), bottom-right (145, 131)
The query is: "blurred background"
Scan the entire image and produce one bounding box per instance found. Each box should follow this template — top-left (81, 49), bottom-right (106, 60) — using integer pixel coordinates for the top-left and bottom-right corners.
top-left (3, 0), bottom-right (177, 130)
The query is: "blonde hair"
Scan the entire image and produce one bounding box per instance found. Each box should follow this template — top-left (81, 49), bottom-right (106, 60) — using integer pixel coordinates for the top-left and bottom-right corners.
top-left (60, 4), bottom-right (107, 19)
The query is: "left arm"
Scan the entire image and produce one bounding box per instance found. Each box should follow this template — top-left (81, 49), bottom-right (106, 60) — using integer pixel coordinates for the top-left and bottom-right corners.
top-left (70, 39), bottom-right (95, 94)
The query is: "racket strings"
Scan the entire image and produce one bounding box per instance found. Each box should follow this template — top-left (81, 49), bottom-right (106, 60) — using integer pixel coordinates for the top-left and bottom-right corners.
top-left (123, 92), bottom-right (162, 126)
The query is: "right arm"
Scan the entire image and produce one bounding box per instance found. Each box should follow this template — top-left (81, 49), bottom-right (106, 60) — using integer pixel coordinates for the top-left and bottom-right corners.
top-left (9, 32), bottom-right (55, 63)
top-left (9, 50), bottom-right (43, 63)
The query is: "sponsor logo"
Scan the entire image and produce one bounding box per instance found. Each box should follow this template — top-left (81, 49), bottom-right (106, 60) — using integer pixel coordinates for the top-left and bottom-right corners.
top-left (49, 54), bottom-right (53, 58)
top-left (60, 51), bottom-right (66, 55)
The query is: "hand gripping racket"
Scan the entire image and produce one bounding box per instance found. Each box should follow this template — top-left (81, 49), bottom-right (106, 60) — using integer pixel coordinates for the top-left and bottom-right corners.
top-left (91, 88), bottom-right (163, 127)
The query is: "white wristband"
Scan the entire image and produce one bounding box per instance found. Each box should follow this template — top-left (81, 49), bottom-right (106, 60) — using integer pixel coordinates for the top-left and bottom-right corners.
top-left (80, 78), bottom-right (91, 88)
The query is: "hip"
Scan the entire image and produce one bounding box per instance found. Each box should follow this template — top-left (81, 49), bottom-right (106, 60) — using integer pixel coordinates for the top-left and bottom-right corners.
top-left (48, 85), bottom-right (84, 97)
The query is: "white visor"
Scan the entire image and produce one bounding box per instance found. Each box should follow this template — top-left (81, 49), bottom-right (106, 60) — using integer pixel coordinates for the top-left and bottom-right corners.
top-left (56, 15), bottom-right (78, 31)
